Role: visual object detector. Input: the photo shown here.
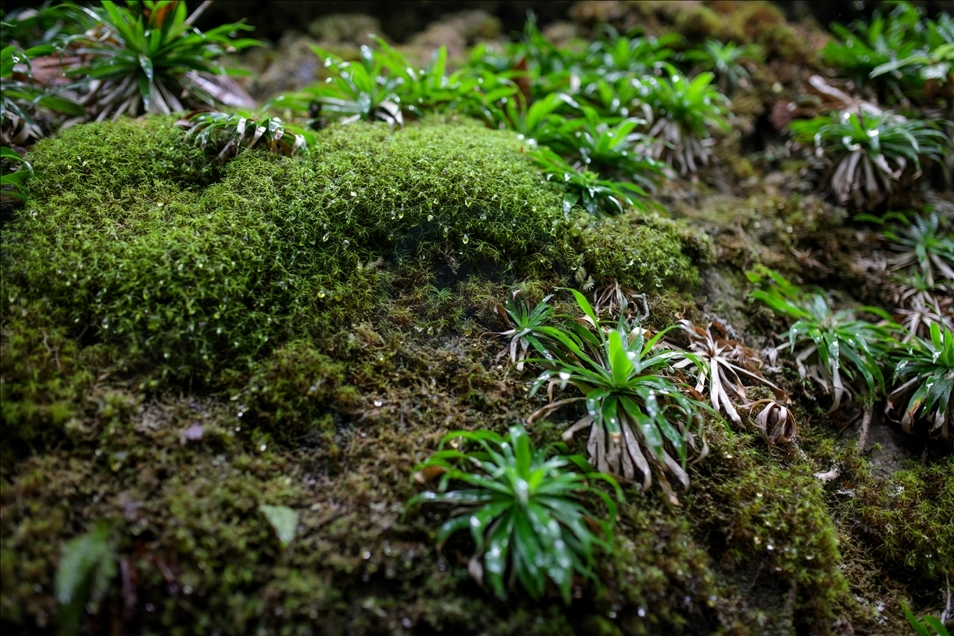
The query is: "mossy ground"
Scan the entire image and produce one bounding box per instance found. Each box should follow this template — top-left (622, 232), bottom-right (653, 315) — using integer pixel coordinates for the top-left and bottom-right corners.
top-left (2, 6), bottom-right (952, 634)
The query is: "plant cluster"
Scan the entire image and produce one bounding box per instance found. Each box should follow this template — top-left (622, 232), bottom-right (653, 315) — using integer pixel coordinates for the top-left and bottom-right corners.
top-left (788, 110), bottom-right (951, 211)
top-left (1, 43), bottom-right (84, 146)
top-left (178, 109), bottom-right (314, 159)
top-left (1, 1), bottom-right (258, 123)
top-left (269, 17), bottom-right (737, 216)
top-left (670, 319), bottom-right (789, 437)
top-left (493, 289), bottom-right (711, 505)
top-left (750, 267), bottom-right (952, 446)
top-left (407, 425), bottom-right (621, 604)
top-left (822, 1), bottom-right (954, 109)
top-left (873, 211), bottom-right (954, 341)
top-left (750, 269), bottom-right (891, 415)
top-left (474, 23), bottom-right (731, 181)
top-left (888, 321), bottom-right (954, 440)
top-left (678, 39), bottom-right (759, 94)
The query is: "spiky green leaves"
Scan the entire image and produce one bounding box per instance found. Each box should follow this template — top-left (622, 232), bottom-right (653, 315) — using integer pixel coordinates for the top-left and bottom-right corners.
top-left (408, 425), bottom-right (621, 604)
top-left (66, 0), bottom-right (259, 120)
top-left (494, 292), bottom-right (556, 372)
top-left (528, 289), bottom-right (710, 505)
top-left (888, 323), bottom-right (954, 441)
top-left (749, 268), bottom-right (893, 412)
top-left (529, 146), bottom-right (652, 216)
top-left (789, 111), bottom-right (951, 210)
top-left (1, 44), bottom-right (84, 146)
top-left (631, 65), bottom-right (730, 175)
top-left (822, 2), bottom-right (954, 106)
top-left (180, 109), bottom-right (314, 159)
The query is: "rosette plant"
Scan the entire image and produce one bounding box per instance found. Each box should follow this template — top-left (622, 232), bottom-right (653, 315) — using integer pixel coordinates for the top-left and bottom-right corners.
top-left (679, 39), bottom-right (759, 93)
top-left (750, 269), bottom-right (895, 450)
top-left (528, 290), bottom-right (709, 505)
top-left (528, 147), bottom-right (653, 216)
top-left (179, 109), bottom-right (314, 159)
top-left (408, 425), bottom-right (621, 603)
top-left (887, 323), bottom-right (954, 442)
top-left (630, 64), bottom-right (730, 175)
top-left (494, 292), bottom-right (556, 372)
top-left (789, 111), bottom-right (950, 210)
top-left (67, 0), bottom-right (259, 121)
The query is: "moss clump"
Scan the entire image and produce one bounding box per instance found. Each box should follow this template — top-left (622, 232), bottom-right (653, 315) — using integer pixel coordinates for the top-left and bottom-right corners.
top-left (565, 210), bottom-right (712, 290)
top-left (3, 179), bottom-right (305, 381)
top-left (686, 427), bottom-right (851, 630)
top-left (0, 308), bottom-right (100, 464)
top-left (25, 115), bottom-right (218, 200)
top-left (228, 340), bottom-right (354, 450)
top-left (848, 458), bottom-right (954, 584)
top-left (301, 116), bottom-right (569, 271)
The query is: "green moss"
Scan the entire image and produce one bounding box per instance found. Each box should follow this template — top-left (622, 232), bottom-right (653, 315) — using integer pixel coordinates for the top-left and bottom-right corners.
top-left (0, 308), bottom-right (99, 465)
top-left (564, 210), bottom-right (711, 291)
top-left (4, 116), bottom-right (706, 384)
top-left (25, 115), bottom-right (218, 201)
top-left (848, 458), bottom-right (954, 584)
top-left (686, 426), bottom-right (852, 630)
top-left (231, 340), bottom-right (352, 450)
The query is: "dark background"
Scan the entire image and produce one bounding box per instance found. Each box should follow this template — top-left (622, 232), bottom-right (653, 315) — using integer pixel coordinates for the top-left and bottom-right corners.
top-left (2, 0), bottom-right (954, 43)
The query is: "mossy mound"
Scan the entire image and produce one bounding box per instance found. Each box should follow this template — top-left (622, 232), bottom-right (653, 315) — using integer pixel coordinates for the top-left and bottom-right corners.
top-left (3, 116), bottom-right (703, 382)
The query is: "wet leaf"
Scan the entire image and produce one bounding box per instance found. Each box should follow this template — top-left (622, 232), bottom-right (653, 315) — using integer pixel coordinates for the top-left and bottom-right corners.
top-left (259, 505), bottom-right (299, 549)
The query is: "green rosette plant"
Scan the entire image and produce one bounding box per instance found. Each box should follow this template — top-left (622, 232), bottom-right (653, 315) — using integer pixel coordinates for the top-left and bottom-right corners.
top-left (407, 425), bottom-right (621, 604)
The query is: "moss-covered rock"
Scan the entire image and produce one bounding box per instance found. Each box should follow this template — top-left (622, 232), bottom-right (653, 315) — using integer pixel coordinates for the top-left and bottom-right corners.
top-left (686, 427), bottom-right (852, 632)
top-left (3, 116), bottom-right (703, 383)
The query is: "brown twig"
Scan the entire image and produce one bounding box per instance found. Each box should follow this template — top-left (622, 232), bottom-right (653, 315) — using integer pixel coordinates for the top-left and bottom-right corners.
top-left (857, 403), bottom-right (873, 452)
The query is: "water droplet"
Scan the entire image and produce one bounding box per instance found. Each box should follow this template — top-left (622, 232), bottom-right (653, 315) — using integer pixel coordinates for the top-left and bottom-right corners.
top-left (322, 233), bottom-right (329, 241)
top-left (373, 399), bottom-right (383, 407)
top-left (462, 234), bottom-right (469, 244)
top-left (343, 240), bottom-right (350, 247)
top-left (427, 214), bottom-right (434, 222)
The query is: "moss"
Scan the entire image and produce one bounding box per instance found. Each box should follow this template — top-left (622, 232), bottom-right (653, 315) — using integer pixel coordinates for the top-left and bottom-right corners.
top-left (0, 308), bottom-right (100, 466)
top-left (4, 116), bottom-right (706, 384)
top-left (563, 210), bottom-right (711, 291)
top-left (25, 115), bottom-right (218, 201)
top-left (230, 340), bottom-right (352, 450)
top-left (686, 426), bottom-right (852, 631)
top-left (303, 116), bottom-right (569, 272)
top-left (846, 458), bottom-right (954, 585)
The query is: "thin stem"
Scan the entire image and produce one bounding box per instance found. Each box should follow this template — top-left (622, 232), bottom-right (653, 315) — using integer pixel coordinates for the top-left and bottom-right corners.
top-left (184, 1), bottom-right (214, 27)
